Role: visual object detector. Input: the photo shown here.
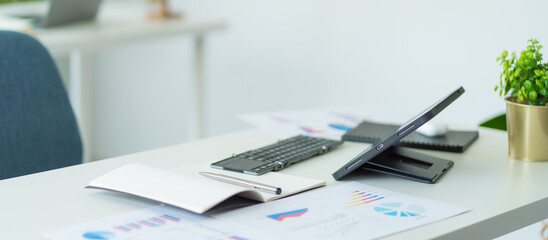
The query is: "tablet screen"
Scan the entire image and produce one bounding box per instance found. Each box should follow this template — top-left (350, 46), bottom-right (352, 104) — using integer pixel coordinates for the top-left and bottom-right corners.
top-left (332, 87), bottom-right (465, 180)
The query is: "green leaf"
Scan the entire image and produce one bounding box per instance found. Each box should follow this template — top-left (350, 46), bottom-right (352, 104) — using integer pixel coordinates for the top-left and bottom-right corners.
top-left (529, 91), bottom-right (538, 101)
top-left (535, 69), bottom-right (542, 76)
top-left (536, 79), bottom-right (544, 87)
top-left (501, 50), bottom-right (508, 58)
top-left (525, 80), bottom-right (533, 89)
top-left (514, 68), bottom-right (521, 76)
top-left (539, 88), bottom-right (547, 96)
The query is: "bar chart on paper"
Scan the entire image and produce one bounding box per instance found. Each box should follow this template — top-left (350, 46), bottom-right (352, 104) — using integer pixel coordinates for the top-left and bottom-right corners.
top-left (346, 190), bottom-right (387, 208)
top-left (109, 213), bottom-right (181, 233)
top-left (43, 205), bottom-right (267, 240)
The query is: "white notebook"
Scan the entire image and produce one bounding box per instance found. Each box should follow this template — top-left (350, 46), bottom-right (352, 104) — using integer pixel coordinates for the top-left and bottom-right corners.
top-left (87, 163), bottom-right (326, 214)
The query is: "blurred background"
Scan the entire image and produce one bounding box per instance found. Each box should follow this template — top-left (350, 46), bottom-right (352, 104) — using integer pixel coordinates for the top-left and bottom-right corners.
top-left (1, 1), bottom-right (547, 237)
top-left (1, 0), bottom-right (547, 161)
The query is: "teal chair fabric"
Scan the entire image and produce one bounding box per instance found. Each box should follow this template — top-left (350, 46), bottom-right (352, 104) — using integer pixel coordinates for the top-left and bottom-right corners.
top-left (0, 31), bottom-right (83, 180)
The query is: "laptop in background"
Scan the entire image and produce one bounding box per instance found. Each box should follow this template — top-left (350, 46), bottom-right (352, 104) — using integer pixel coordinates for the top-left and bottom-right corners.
top-left (33, 0), bottom-right (102, 27)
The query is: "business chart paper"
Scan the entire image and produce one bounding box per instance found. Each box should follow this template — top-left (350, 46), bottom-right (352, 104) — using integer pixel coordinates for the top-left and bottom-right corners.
top-left (239, 107), bottom-right (405, 139)
top-left (43, 205), bottom-right (270, 240)
top-left (214, 182), bottom-right (469, 240)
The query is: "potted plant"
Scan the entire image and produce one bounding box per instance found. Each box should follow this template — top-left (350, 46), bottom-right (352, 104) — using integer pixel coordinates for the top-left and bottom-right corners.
top-left (496, 38), bottom-right (548, 161)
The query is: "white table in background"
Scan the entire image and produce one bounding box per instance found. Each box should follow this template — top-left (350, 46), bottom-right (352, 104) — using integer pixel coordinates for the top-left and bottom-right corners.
top-left (35, 1), bottom-right (226, 161)
top-left (0, 127), bottom-right (546, 239)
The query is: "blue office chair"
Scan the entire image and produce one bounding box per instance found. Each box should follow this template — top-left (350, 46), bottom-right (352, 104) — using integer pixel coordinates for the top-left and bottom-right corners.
top-left (0, 31), bottom-right (83, 180)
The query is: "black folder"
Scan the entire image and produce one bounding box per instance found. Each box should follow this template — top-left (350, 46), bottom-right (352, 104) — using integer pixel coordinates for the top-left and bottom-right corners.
top-left (342, 121), bottom-right (479, 153)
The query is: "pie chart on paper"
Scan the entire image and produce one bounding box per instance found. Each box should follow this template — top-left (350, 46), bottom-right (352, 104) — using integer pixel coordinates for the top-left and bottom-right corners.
top-left (374, 202), bottom-right (426, 217)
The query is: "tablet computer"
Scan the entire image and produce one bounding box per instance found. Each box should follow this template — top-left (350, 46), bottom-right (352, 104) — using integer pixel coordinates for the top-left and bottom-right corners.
top-left (332, 86), bottom-right (465, 180)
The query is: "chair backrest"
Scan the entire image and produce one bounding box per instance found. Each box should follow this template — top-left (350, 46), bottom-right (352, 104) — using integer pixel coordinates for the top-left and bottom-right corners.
top-left (0, 31), bottom-right (82, 180)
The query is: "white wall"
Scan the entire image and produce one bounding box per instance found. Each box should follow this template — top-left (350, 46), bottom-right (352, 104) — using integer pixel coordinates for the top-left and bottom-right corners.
top-left (173, 0), bottom-right (548, 131)
top-left (89, 37), bottom-right (193, 159)
top-left (83, 0), bottom-right (548, 159)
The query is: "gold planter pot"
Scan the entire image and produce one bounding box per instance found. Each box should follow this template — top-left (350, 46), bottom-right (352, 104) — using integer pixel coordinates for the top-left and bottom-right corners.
top-left (506, 97), bottom-right (548, 161)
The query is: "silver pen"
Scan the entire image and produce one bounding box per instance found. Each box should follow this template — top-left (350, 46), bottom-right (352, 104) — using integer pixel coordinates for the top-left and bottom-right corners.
top-left (199, 172), bottom-right (282, 195)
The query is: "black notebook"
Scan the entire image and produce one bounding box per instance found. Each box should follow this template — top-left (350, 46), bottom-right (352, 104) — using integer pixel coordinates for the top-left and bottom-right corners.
top-left (342, 121), bottom-right (479, 153)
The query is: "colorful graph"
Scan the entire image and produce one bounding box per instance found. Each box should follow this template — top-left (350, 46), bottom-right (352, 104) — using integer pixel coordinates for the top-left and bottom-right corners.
top-left (267, 208), bottom-right (309, 221)
top-left (228, 236), bottom-right (251, 240)
top-left (374, 202), bottom-right (426, 217)
top-left (110, 214), bottom-right (181, 233)
top-left (299, 126), bottom-right (324, 134)
top-left (82, 231), bottom-right (115, 240)
top-left (347, 190), bottom-right (385, 208)
top-left (328, 123), bottom-right (353, 131)
top-left (334, 221), bottom-right (359, 237)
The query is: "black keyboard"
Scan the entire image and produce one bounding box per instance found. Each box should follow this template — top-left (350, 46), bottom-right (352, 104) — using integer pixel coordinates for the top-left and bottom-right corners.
top-left (211, 135), bottom-right (343, 175)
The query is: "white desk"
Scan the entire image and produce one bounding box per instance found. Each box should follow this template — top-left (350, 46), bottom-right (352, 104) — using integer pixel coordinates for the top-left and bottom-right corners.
top-left (1, 128), bottom-right (547, 239)
top-left (34, 2), bottom-right (226, 161)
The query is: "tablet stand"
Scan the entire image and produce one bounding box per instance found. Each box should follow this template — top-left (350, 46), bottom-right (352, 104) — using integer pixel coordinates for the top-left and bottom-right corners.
top-left (362, 146), bottom-right (454, 183)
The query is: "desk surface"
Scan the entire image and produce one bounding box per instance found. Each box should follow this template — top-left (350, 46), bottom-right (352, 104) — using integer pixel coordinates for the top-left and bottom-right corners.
top-left (1, 128), bottom-right (547, 239)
